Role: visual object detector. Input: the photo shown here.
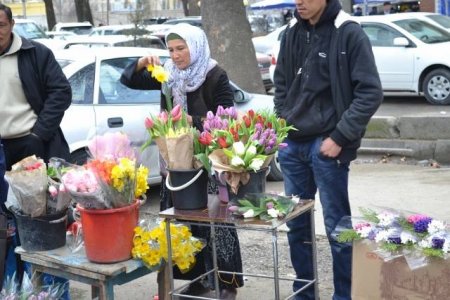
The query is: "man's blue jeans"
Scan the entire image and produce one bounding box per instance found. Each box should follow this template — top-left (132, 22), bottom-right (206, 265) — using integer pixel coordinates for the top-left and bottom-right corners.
top-left (279, 137), bottom-right (352, 300)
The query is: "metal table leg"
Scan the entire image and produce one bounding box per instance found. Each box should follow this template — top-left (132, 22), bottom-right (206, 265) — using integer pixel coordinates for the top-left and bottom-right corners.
top-left (311, 208), bottom-right (319, 300)
top-left (210, 222), bottom-right (220, 299)
top-left (271, 228), bottom-right (280, 300)
top-left (165, 219), bottom-right (175, 300)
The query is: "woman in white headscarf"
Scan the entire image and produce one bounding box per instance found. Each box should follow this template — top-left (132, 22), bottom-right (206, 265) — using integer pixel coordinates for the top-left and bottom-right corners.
top-left (121, 23), bottom-right (242, 299)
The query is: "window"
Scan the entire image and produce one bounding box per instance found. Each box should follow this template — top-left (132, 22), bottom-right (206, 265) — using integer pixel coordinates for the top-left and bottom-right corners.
top-left (68, 64), bottom-right (94, 104)
top-left (362, 24), bottom-right (402, 47)
top-left (394, 19), bottom-right (450, 44)
top-left (99, 58), bottom-right (160, 104)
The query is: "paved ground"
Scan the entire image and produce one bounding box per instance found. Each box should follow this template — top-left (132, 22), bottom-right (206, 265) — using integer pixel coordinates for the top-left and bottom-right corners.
top-left (69, 156), bottom-right (450, 299)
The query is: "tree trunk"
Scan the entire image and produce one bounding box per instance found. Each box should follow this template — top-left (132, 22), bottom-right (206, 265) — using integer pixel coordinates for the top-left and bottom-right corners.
top-left (74, 0), bottom-right (94, 24)
top-left (188, 0), bottom-right (200, 16)
top-left (43, 0), bottom-right (57, 31)
top-left (181, 0), bottom-right (189, 16)
top-left (202, 1), bottom-right (265, 94)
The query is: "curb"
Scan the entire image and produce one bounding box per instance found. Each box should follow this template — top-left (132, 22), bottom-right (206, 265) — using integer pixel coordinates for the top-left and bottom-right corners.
top-left (362, 115), bottom-right (450, 163)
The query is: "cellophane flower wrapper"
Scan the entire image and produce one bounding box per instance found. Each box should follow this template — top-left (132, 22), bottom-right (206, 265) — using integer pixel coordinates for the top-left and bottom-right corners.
top-left (229, 193), bottom-right (297, 220)
top-left (1, 271), bottom-right (67, 300)
top-left (59, 161), bottom-right (107, 210)
top-left (85, 132), bottom-right (149, 209)
top-left (132, 219), bottom-right (205, 273)
top-left (333, 208), bottom-right (450, 270)
top-left (46, 158), bottom-right (72, 214)
top-left (5, 156), bottom-right (47, 217)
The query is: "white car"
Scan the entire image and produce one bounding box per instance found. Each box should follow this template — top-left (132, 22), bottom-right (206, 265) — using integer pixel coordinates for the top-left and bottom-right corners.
top-left (54, 47), bottom-right (282, 184)
top-left (270, 13), bottom-right (450, 105)
top-left (252, 24), bottom-right (286, 56)
top-left (403, 12), bottom-right (450, 33)
top-left (51, 22), bottom-right (93, 35)
top-left (13, 19), bottom-right (65, 51)
top-left (61, 35), bottom-right (166, 50)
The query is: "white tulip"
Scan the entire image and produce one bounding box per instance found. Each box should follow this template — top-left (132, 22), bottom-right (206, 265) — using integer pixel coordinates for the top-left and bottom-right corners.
top-left (232, 141), bottom-right (246, 156)
top-left (267, 208), bottom-right (280, 218)
top-left (243, 209), bottom-right (255, 218)
top-left (248, 158), bottom-right (264, 171)
top-left (231, 156), bottom-right (245, 167)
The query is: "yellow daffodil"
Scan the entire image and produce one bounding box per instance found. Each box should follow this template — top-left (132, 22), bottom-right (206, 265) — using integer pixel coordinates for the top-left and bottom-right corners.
top-left (149, 65), bottom-right (169, 83)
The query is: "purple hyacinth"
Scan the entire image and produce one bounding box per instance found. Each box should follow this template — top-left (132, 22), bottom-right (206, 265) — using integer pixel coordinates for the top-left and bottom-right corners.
top-left (431, 237), bottom-right (445, 249)
top-left (413, 217), bottom-right (432, 233)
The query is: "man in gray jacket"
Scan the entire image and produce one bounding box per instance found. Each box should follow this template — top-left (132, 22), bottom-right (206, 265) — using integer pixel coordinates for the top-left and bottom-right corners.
top-left (273, 0), bottom-right (383, 299)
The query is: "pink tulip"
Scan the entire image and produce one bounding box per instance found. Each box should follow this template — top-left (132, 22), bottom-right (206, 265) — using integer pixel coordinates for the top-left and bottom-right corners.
top-left (144, 117), bottom-right (154, 129)
top-left (228, 205), bottom-right (239, 212)
top-left (171, 104), bottom-right (182, 122)
top-left (159, 111), bottom-right (168, 123)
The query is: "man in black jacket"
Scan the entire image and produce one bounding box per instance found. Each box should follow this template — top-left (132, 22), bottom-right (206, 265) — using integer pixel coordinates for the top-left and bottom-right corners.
top-left (0, 4), bottom-right (71, 297)
top-left (273, 0), bottom-right (383, 299)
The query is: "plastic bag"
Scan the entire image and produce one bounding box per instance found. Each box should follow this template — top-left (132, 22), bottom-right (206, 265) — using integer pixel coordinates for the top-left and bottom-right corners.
top-left (5, 156), bottom-right (47, 217)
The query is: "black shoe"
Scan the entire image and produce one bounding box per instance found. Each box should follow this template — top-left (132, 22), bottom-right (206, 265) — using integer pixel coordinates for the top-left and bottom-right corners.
top-left (178, 282), bottom-right (211, 299)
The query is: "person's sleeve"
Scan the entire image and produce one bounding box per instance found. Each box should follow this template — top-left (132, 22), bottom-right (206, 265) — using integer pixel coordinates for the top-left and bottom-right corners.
top-left (329, 25), bottom-right (383, 146)
top-left (32, 49), bottom-right (72, 142)
top-left (120, 59), bottom-right (161, 90)
top-left (273, 31), bottom-right (288, 118)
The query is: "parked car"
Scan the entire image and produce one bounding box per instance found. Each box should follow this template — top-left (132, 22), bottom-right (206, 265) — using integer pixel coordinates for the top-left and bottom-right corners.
top-left (54, 47), bottom-right (282, 184)
top-left (252, 24), bottom-right (286, 55)
top-left (45, 30), bottom-right (77, 41)
top-left (13, 19), bottom-right (65, 51)
top-left (62, 35), bottom-right (166, 50)
top-left (400, 12), bottom-right (450, 33)
top-left (162, 16), bottom-right (202, 27)
top-left (52, 22), bottom-right (94, 35)
top-left (89, 24), bottom-right (153, 36)
top-left (270, 14), bottom-right (450, 105)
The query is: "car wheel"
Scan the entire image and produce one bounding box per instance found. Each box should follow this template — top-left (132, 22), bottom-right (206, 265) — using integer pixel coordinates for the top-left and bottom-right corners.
top-left (422, 69), bottom-right (450, 105)
top-left (69, 148), bottom-right (89, 165)
top-left (267, 151), bottom-right (283, 181)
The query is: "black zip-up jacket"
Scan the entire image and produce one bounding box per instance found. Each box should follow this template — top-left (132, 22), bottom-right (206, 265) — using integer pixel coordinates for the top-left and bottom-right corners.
top-left (16, 37), bottom-right (72, 161)
top-left (274, 0), bottom-right (383, 162)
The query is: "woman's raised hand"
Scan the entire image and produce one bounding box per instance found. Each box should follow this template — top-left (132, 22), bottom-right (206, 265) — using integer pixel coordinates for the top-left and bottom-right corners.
top-left (137, 55), bottom-right (161, 71)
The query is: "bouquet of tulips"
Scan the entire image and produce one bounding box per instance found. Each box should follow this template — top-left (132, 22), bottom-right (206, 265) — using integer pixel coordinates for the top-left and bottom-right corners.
top-left (198, 106), bottom-right (295, 193)
top-left (144, 104), bottom-right (205, 171)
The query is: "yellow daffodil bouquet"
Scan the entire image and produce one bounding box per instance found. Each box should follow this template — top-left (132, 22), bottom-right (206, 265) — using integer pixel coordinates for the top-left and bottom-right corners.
top-left (132, 220), bottom-right (205, 272)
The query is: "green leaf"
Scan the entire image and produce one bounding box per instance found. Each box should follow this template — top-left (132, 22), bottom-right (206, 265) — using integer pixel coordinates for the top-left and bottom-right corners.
top-left (238, 199), bottom-right (257, 208)
top-left (422, 247), bottom-right (444, 258)
top-left (336, 229), bottom-right (361, 243)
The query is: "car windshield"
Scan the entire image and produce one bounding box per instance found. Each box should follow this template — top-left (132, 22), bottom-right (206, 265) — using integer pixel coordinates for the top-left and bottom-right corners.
top-left (426, 14), bottom-right (450, 30)
top-left (61, 26), bottom-right (92, 35)
top-left (14, 22), bottom-right (47, 39)
top-left (393, 19), bottom-right (450, 43)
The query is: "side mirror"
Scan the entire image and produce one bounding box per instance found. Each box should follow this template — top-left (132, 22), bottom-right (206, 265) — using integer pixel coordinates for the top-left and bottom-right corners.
top-left (393, 37), bottom-right (409, 47)
top-left (233, 90), bottom-right (246, 103)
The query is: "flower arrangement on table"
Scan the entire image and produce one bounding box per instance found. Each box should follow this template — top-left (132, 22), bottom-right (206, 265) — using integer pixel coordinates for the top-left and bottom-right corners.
top-left (199, 106), bottom-right (295, 194)
top-left (60, 132), bottom-right (149, 209)
top-left (335, 208), bottom-right (450, 267)
top-left (228, 193), bottom-right (300, 220)
top-left (132, 220), bottom-right (204, 272)
top-left (4, 155), bottom-right (72, 217)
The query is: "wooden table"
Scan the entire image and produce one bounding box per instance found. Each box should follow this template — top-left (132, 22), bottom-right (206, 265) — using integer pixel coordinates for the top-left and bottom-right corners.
top-left (16, 246), bottom-right (159, 300)
top-left (159, 196), bottom-right (317, 300)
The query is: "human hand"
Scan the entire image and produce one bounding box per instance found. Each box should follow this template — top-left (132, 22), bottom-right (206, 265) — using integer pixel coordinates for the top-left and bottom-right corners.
top-left (186, 114), bottom-right (193, 125)
top-left (137, 55), bottom-right (161, 71)
top-left (320, 137), bottom-right (341, 158)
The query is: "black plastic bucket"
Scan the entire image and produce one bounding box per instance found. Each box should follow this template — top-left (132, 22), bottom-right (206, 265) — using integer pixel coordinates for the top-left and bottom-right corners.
top-left (15, 210), bottom-right (67, 251)
top-left (227, 167), bottom-right (268, 202)
top-left (166, 168), bottom-right (208, 210)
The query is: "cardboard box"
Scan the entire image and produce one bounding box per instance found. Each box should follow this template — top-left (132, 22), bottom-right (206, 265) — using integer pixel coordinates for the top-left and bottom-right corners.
top-left (352, 241), bottom-right (450, 299)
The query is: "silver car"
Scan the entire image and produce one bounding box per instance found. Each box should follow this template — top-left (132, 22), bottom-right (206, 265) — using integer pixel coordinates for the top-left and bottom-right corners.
top-left (54, 47), bottom-right (282, 184)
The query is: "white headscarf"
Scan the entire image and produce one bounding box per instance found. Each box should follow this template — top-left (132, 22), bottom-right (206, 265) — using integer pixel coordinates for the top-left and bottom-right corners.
top-left (164, 23), bottom-right (217, 110)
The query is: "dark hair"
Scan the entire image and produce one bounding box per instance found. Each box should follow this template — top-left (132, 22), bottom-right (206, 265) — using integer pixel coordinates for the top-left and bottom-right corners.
top-left (0, 4), bottom-right (13, 23)
top-left (383, 1), bottom-right (391, 6)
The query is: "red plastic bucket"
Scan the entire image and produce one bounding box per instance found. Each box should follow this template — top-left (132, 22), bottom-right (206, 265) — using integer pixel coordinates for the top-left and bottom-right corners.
top-left (77, 201), bottom-right (139, 263)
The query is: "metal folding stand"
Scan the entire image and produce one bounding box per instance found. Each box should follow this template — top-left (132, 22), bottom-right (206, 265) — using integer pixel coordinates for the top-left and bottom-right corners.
top-left (160, 196), bottom-right (317, 300)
